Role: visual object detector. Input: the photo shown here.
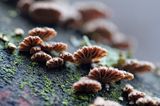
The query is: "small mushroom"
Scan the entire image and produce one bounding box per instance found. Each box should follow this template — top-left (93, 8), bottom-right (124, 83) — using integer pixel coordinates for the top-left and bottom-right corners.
top-left (30, 46), bottom-right (41, 54)
top-left (90, 97), bottom-right (122, 106)
top-left (81, 19), bottom-right (118, 44)
top-left (41, 42), bottom-right (68, 53)
top-left (73, 46), bottom-right (108, 64)
top-left (72, 77), bottom-right (102, 93)
top-left (29, 1), bottom-right (61, 24)
top-left (122, 84), bottom-right (134, 95)
top-left (74, 1), bottom-right (111, 23)
top-left (59, 52), bottom-right (75, 63)
top-left (128, 90), bottom-right (145, 102)
top-left (136, 96), bottom-right (160, 106)
top-left (46, 57), bottom-right (64, 69)
top-left (7, 42), bottom-right (17, 52)
top-left (28, 27), bottom-right (57, 41)
top-left (88, 66), bottom-right (134, 85)
top-left (31, 51), bottom-right (52, 63)
top-left (120, 59), bottom-right (155, 74)
top-left (14, 28), bottom-right (24, 36)
top-left (19, 36), bottom-right (43, 52)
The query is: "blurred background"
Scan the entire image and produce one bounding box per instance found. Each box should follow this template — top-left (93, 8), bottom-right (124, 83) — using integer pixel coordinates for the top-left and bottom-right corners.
top-left (1, 0), bottom-right (160, 63)
top-left (104, 0), bottom-right (160, 63)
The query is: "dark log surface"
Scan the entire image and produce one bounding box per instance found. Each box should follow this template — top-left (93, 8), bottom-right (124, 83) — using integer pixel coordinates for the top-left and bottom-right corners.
top-left (0, 1), bottom-right (160, 106)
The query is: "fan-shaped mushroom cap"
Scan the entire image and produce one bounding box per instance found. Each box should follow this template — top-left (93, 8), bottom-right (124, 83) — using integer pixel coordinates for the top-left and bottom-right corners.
top-left (31, 51), bottom-right (52, 63)
top-left (19, 36), bottom-right (43, 52)
top-left (30, 46), bottom-right (41, 54)
top-left (121, 59), bottom-right (155, 74)
top-left (46, 57), bottom-right (64, 69)
top-left (72, 77), bottom-right (102, 93)
top-left (59, 52), bottom-right (75, 62)
top-left (41, 42), bottom-right (68, 53)
top-left (28, 27), bottom-right (57, 41)
top-left (73, 46), bottom-right (108, 64)
top-left (88, 66), bottom-right (134, 84)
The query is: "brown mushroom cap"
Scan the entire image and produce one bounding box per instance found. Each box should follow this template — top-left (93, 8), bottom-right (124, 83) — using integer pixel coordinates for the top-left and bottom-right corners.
top-left (30, 46), bottom-right (41, 54)
top-left (46, 57), bottom-right (64, 69)
top-left (121, 59), bottom-right (155, 74)
top-left (31, 51), bottom-right (52, 63)
top-left (59, 52), bottom-right (75, 63)
top-left (74, 1), bottom-right (111, 23)
top-left (73, 46), bottom-right (108, 64)
top-left (28, 27), bottom-right (57, 41)
top-left (88, 66), bottom-right (134, 84)
top-left (29, 1), bottom-right (62, 24)
top-left (41, 42), bottom-right (68, 53)
top-left (72, 77), bottom-right (102, 93)
top-left (19, 36), bottom-right (43, 52)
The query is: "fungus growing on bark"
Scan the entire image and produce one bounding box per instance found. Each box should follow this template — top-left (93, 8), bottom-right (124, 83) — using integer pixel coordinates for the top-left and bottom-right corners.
top-left (88, 66), bottom-right (134, 84)
top-left (59, 52), bottom-right (75, 62)
top-left (28, 27), bottom-right (57, 41)
top-left (120, 59), bottom-right (155, 74)
top-left (19, 36), bottom-right (43, 52)
top-left (41, 42), bottom-right (68, 53)
top-left (46, 57), bottom-right (64, 69)
top-left (30, 46), bottom-right (41, 54)
top-left (72, 77), bottom-right (102, 93)
top-left (73, 46), bottom-right (108, 64)
top-left (31, 51), bottom-right (52, 63)
top-left (136, 96), bottom-right (160, 106)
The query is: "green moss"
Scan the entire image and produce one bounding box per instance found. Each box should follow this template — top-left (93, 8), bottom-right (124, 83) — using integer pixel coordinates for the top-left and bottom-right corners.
top-left (108, 84), bottom-right (123, 101)
top-left (62, 99), bottom-right (69, 106)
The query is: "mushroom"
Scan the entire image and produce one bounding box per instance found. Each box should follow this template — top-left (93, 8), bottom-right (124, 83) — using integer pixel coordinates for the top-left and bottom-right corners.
top-left (19, 36), bottom-right (43, 52)
top-left (46, 57), bottom-right (64, 69)
top-left (28, 27), bottom-right (57, 41)
top-left (120, 59), bottom-right (155, 74)
top-left (41, 42), bottom-right (68, 53)
top-left (31, 51), bottom-right (52, 63)
top-left (73, 46), bottom-right (108, 64)
top-left (72, 77), bottom-right (102, 93)
top-left (88, 66), bottom-right (134, 85)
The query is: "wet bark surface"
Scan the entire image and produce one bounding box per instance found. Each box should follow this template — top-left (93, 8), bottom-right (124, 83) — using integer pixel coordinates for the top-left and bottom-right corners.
top-left (0, 1), bottom-right (160, 106)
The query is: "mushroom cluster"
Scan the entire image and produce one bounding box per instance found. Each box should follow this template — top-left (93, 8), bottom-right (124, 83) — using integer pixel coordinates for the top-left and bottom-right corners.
top-left (72, 66), bottom-right (134, 94)
top-left (17, 0), bottom-right (131, 50)
top-left (19, 27), bottom-right (111, 69)
top-left (122, 84), bottom-right (160, 106)
top-left (18, 27), bottom-right (70, 69)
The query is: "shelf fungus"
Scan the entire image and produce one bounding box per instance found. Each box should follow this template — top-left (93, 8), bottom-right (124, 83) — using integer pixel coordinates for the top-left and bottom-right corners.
top-left (120, 59), bottom-right (155, 74)
top-left (122, 84), bottom-right (160, 106)
top-left (90, 97), bottom-right (122, 106)
top-left (128, 90), bottom-right (145, 102)
top-left (46, 57), bottom-right (64, 69)
top-left (73, 46), bottom-right (108, 64)
top-left (88, 66), bottom-right (134, 85)
top-left (31, 51), bottom-right (52, 63)
top-left (136, 96), bottom-right (160, 106)
top-left (41, 42), bottom-right (68, 53)
top-left (59, 52), bottom-right (75, 62)
top-left (30, 46), bottom-right (41, 54)
top-left (28, 27), bottom-right (57, 41)
top-left (19, 36), bottom-right (43, 52)
top-left (72, 77), bottom-right (102, 93)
